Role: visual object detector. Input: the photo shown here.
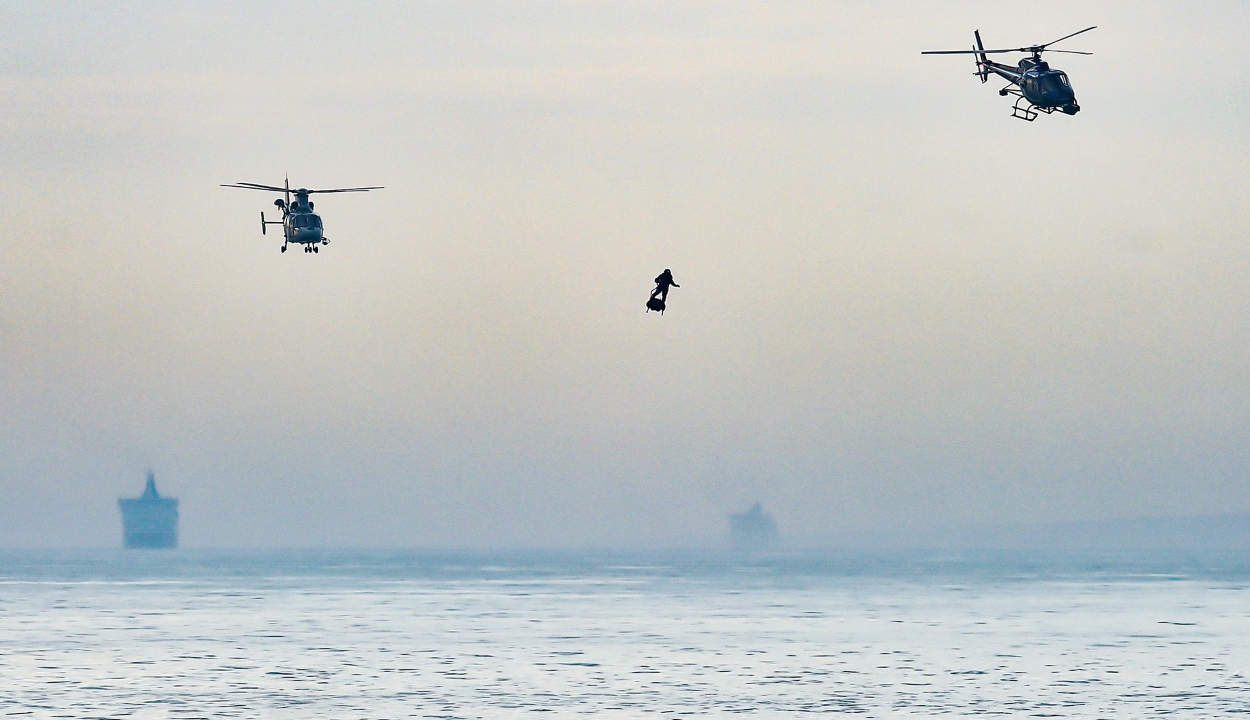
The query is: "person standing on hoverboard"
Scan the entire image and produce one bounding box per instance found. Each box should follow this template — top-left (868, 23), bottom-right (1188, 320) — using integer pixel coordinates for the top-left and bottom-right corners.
top-left (647, 269), bottom-right (679, 313)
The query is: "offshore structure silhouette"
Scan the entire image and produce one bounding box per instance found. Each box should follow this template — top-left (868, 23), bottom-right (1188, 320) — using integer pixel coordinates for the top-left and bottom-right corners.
top-left (729, 503), bottom-right (778, 551)
top-left (118, 472), bottom-right (179, 549)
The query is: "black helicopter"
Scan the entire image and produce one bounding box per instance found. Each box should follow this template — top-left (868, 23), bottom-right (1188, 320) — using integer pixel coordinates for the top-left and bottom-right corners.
top-left (923, 26), bottom-right (1095, 121)
top-left (221, 177), bottom-right (382, 253)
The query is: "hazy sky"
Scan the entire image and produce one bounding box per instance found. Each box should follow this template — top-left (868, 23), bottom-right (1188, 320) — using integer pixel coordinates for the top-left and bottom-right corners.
top-left (2, 1), bottom-right (1249, 547)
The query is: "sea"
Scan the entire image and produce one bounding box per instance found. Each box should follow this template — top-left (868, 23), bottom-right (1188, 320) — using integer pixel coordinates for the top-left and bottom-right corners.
top-left (1, 549), bottom-right (1248, 718)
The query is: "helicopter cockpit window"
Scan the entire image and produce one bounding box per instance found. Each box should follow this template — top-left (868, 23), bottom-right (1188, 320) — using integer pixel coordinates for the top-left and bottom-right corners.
top-left (292, 215), bottom-right (321, 229)
top-left (1040, 74), bottom-right (1068, 94)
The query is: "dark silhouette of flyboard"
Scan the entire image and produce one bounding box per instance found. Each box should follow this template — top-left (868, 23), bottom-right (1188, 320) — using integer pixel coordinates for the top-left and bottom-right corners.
top-left (221, 177), bottom-right (382, 253)
top-left (923, 26), bottom-right (1095, 121)
top-left (647, 269), bottom-right (679, 314)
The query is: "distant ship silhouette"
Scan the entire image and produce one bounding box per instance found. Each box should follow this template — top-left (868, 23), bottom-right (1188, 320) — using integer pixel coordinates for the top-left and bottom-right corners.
top-left (118, 472), bottom-right (179, 549)
top-left (729, 503), bottom-right (778, 551)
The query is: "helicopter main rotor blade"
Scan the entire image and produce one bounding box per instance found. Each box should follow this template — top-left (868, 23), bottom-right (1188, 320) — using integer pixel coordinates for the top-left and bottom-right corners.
top-left (1040, 25), bottom-right (1096, 49)
top-left (924, 27), bottom-right (1096, 56)
top-left (222, 182), bottom-right (383, 194)
top-left (232, 182), bottom-right (287, 189)
top-left (923, 46), bottom-right (1091, 55)
top-left (221, 182), bottom-right (289, 192)
top-left (923, 48), bottom-right (1032, 55)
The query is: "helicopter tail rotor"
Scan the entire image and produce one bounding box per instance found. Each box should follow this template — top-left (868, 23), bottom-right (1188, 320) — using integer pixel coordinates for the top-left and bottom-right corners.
top-left (974, 30), bottom-right (989, 83)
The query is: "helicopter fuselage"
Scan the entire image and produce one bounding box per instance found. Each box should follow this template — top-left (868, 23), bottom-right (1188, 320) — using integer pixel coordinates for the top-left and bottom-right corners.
top-left (284, 209), bottom-right (325, 245)
top-left (983, 57), bottom-right (1079, 114)
top-left (276, 190), bottom-right (328, 249)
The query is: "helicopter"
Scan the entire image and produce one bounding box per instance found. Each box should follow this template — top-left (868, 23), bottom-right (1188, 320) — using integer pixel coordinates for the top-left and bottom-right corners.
top-left (923, 26), bottom-right (1096, 121)
top-left (221, 178), bottom-right (382, 253)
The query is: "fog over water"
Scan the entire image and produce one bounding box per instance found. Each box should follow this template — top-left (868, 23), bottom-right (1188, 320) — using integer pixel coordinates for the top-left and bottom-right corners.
top-left (1, 1), bottom-right (1249, 547)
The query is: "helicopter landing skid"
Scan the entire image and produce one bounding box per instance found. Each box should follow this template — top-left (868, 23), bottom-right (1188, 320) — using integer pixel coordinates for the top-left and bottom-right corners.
top-left (1011, 98), bottom-right (1039, 121)
top-left (1009, 96), bottom-right (1049, 122)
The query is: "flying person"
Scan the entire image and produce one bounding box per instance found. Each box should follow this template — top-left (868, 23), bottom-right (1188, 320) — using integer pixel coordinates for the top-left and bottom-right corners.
top-left (646, 268), bottom-right (679, 315)
top-left (651, 269), bottom-right (679, 303)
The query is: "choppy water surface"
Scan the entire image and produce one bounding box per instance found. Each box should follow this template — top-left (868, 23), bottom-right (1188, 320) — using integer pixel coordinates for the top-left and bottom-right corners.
top-left (1, 550), bottom-right (1248, 718)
